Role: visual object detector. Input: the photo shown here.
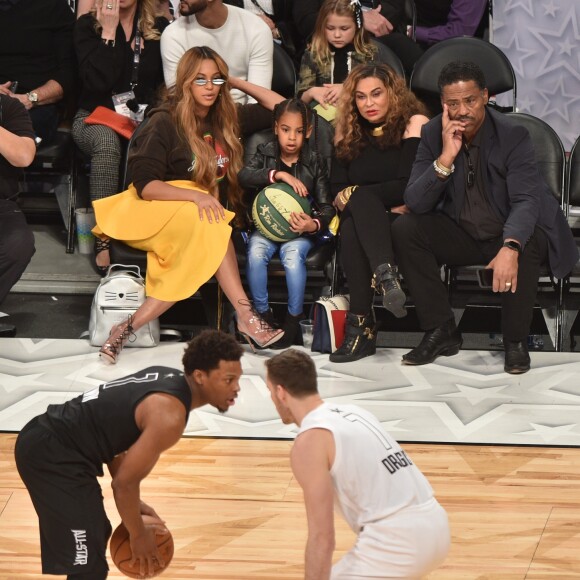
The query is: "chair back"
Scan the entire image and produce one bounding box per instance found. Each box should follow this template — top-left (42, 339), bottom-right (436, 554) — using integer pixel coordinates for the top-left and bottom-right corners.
top-left (374, 41), bottom-right (406, 79)
top-left (404, 0), bottom-right (417, 41)
top-left (505, 112), bottom-right (566, 205)
top-left (272, 41), bottom-right (297, 98)
top-left (409, 37), bottom-right (517, 115)
top-left (568, 135), bottom-right (580, 209)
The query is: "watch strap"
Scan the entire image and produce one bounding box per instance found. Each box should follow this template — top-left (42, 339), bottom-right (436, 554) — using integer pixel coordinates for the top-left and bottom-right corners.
top-left (503, 240), bottom-right (521, 254)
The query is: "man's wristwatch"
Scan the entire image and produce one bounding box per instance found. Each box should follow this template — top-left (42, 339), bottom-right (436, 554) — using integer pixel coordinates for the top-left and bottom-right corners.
top-left (27, 92), bottom-right (39, 106)
top-left (503, 240), bottom-right (521, 254)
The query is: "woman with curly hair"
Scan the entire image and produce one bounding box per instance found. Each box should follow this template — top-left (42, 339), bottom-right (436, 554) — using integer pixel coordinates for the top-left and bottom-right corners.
top-left (330, 63), bottom-right (429, 363)
top-left (297, 0), bottom-right (397, 116)
top-left (93, 46), bottom-right (284, 363)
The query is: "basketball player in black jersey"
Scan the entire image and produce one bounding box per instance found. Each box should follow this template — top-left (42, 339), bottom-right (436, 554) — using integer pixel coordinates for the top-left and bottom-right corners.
top-left (15, 329), bottom-right (243, 579)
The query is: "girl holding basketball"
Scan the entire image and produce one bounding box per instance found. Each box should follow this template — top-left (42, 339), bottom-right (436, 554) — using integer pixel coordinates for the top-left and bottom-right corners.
top-left (239, 99), bottom-right (335, 348)
top-left (298, 0), bottom-right (396, 115)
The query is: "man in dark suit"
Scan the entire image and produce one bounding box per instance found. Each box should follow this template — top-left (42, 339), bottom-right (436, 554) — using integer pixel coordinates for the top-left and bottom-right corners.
top-left (392, 61), bottom-right (578, 374)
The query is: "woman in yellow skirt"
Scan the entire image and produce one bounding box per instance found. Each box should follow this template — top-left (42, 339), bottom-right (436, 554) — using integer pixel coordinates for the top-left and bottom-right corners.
top-left (93, 46), bottom-right (284, 363)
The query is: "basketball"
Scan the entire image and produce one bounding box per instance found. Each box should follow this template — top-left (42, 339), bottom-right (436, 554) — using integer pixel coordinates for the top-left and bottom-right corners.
top-left (252, 182), bottom-right (312, 242)
top-left (110, 515), bottom-right (174, 578)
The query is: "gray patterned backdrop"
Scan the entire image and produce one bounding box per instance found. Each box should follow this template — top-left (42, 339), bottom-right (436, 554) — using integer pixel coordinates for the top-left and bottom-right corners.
top-left (493, 0), bottom-right (580, 151)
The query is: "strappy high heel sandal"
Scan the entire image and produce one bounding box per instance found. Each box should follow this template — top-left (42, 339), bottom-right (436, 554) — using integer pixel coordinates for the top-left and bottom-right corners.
top-left (236, 300), bottom-right (284, 352)
top-left (99, 315), bottom-right (136, 364)
top-left (94, 237), bottom-right (111, 277)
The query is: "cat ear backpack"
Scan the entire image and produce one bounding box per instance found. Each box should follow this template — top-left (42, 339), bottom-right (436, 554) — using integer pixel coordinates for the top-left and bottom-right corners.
top-left (88, 264), bottom-right (159, 347)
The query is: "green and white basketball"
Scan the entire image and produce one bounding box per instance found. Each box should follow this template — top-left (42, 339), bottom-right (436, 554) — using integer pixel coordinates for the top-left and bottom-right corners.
top-left (252, 182), bottom-right (312, 242)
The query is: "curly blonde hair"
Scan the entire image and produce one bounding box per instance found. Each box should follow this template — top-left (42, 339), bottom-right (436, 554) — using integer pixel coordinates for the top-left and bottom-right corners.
top-left (91, 0), bottom-right (161, 40)
top-left (165, 46), bottom-right (244, 218)
top-left (335, 64), bottom-right (427, 161)
top-left (310, 0), bottom-right (375, 69)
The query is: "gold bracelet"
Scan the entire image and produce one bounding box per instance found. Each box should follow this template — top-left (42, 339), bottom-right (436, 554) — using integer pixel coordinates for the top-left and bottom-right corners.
top-left (343, 185), bottom-right (357, 202)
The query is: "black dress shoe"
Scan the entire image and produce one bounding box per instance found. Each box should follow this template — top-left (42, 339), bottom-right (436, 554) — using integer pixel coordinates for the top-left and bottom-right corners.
top-left (402, 319), bottom-right (462, 365)
top-left (504, 341), bottom-right (530, 374)
top-left (0, 323), bottom-right (16, 338)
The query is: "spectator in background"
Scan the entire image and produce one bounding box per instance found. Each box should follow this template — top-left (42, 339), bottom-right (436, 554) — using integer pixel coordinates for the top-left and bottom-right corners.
top-left (0, 96), bottom-right (36, 337)
top-left (293, 0), bottom-right (423, 78)
top-left (160, 0), bottom-right (273, 103)
top-left (293, 0), bottom-right (403, 43)
top-left (72, 0), bottom-right (169, 276)
top-left (0, 0), bottom-right (75, 144)
top-left (223, 0), bottom-right (298, 61)
top-left (77, 0), bottom-right (177, 20)
top-left (298, 0), bottom-right (402, 117)
top-left (414, 0), bottom-right (489, 49)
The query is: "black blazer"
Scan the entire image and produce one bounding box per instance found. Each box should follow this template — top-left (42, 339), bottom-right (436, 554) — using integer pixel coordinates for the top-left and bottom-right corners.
top-left (404, 107), bottom-right (578, 278)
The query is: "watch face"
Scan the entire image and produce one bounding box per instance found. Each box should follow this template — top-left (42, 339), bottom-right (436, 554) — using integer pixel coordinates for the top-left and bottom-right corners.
top-left (28, 92), bottom-right (38, 102)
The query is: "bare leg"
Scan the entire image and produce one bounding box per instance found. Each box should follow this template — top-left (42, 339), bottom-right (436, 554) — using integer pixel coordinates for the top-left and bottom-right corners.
top-left (131, 297), bottom-right (175, 331)
top-left (99, 297), bottom-right (175, 364)
top-left (214, 240), bottom-right (284, 349)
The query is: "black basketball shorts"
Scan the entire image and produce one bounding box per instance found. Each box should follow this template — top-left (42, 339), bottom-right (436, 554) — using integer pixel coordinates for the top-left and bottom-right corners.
top-left (14, 417), bottom-right (112, 577)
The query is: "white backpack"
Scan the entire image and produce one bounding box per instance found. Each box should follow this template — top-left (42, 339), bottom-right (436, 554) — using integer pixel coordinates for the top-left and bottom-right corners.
top-left (88, 264), bottom-right (160, 347)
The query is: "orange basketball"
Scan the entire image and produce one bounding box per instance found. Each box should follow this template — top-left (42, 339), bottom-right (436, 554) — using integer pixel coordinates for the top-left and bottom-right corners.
top-left (110, 514), bottom-right (174, 578)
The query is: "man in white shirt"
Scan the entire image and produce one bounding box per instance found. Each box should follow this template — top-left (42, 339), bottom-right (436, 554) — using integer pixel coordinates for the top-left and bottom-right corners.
top-left (265, 349), bottom-right (450, 579)
top-left (161, 0), bottom-right (273, 103)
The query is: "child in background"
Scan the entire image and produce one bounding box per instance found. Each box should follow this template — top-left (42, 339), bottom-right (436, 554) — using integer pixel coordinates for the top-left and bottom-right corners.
top-left (239, 99), bottom-right (335, 348)
top-left (298, 0), bottom-right (395, 117)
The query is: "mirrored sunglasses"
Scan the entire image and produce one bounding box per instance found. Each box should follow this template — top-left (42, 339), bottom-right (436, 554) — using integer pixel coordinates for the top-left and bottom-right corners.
top-left (193, 78), bottom-right (226, 87)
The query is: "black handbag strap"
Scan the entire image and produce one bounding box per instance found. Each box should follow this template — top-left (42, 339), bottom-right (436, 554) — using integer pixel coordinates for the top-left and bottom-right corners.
top-left (248, 0), bottom-right (273, 19)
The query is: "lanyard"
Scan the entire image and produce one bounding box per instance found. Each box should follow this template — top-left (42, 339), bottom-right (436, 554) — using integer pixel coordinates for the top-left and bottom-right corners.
top-left (130, 11), bottom-right (142, 90)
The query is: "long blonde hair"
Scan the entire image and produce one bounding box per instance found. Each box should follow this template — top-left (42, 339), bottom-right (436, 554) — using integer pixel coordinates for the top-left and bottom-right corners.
top-left (310, 0), bottom-right (375, 69)
top-left (91, 0), bottom-right (161, 40)
top-left (335, 64), bottom-right (427, 161)
top-left (166, 46), bottom-right (244, 216)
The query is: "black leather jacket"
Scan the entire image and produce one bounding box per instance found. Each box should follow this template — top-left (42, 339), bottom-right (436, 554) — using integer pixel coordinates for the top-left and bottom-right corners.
top-left (239, 140), bottom-right (336, 229)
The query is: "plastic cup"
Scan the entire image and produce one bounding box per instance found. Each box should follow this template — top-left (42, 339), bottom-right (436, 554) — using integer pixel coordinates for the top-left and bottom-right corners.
top-left (75, 208), bottom-right (96, 255)
top-left (299, 319), bottom-right (314, 349)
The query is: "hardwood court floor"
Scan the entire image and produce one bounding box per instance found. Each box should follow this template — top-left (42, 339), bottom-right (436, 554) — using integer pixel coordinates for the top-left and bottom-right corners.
top-left (0, 435), bottom-right (579, 579)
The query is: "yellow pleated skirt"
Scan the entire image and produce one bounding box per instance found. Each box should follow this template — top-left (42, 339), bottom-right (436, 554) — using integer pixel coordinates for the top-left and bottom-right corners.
top-left (92, 180), bottom-right (235, 302)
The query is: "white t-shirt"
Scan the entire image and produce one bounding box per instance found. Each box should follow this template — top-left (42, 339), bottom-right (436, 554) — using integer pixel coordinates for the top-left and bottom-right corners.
top-left (160, 5), bottom-right (273, 104)
top-left (298, 403), bottom-right (435, 532)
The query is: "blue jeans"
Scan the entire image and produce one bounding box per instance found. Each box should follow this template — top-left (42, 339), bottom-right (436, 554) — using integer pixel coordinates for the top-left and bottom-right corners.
top-left (247, 231), bottom-right (314, 316)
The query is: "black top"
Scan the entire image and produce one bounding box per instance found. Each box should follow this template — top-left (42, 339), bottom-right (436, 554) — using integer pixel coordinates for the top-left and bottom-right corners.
top-left (38, 366), bottom-right (191, 475)
top-left (331, 137), bottom-right (421, 208)
top-left (0, 0), bottom-right (75, 95)
top-left (74, 14), bottom-right (169, 112)
top-left (129, 104), bottom-right (272, 200)
top-left (0, 95), bottom-right (36, 200)
top-left (458, 120), bottom-right (504, 240)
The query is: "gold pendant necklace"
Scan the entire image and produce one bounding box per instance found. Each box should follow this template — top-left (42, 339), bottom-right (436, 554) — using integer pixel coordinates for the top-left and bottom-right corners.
top-left (371, 125), bottom-right (385, 137)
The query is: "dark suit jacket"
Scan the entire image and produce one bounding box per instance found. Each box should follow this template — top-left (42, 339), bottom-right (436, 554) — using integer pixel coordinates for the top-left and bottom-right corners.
top-left (404, 107), bottom-right (578, 278)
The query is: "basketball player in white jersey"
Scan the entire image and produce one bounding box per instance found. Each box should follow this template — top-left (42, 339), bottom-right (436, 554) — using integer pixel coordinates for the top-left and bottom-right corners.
top-left (265, 349), bottom-right (450, 579)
